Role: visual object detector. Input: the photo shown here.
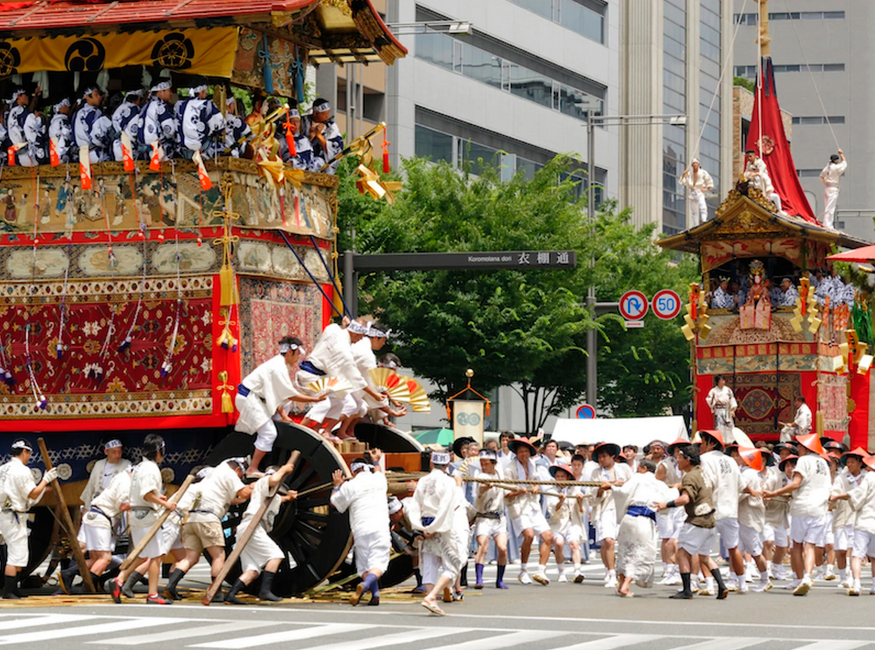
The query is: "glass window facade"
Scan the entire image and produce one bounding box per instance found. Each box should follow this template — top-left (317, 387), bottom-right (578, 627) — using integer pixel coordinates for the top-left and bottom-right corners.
top-left (699, 0), bottom-right (721, 215)
top-left (791, 116), bottom-right (845, 125)
top-left (735, 11), bottom-right (845, 24)
top-left (509, 0), bottom-right (606, 44)
top-left (663, 0), bottom-right (686, 236)
top-left (414, 124), bottom-right (453, 163)
top-left (416, 31), bottom-right (605, 123)
top-left (735, 63), bottom-right (845, 77)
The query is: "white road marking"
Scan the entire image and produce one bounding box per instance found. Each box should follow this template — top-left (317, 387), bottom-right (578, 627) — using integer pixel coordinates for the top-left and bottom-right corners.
top-left (190, 623), bottom-right (371, 649)
top-left (0, 617), bottom-right (177, 645)
top-left (274, 626), bottom-right (471, 650)
top-left (0, 613), bottom-right (96, 631)
top-left (104, 621), bottom-right (279, 645)
top-left (562, 634), bottom-right (662, 650)
top-left (431, 630), bottom-right (567, 650)
top-left (664, 638), bottom-right (764, 650)
top-left (796, 643), bottom-right (872, 650)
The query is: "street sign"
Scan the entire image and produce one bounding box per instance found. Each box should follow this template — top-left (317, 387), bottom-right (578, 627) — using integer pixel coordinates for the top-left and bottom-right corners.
top-left (652, 289), bottom-right (682, 320)
top-left (618, 290), bottom-right (648, 321)
top-left (352, 250), bottom-right (577, 271)
top-left (624, 320), bottom-right (644, 329)
top-left (576, 404), bottom-right (596, 419)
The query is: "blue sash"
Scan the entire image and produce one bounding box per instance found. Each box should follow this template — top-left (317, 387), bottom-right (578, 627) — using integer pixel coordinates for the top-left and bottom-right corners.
top-left (627, 505), bottom-right (656, 521)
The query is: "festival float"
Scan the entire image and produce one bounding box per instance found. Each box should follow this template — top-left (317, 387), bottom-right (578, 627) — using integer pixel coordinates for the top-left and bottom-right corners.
top-left (659, 2), bottom-right (874, 450)
top-left (0, 0), bottom-right (426, 595)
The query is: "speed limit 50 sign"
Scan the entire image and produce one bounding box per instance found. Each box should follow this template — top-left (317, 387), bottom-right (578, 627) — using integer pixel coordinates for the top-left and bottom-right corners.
top-left (652, 289), bottom-right (682, 320)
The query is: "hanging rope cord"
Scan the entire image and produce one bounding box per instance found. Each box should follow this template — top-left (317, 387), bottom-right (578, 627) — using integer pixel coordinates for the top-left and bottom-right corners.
top-left (691, 0), bottom-right (749, 161)
top-left (782, 0), bottom-right (841, 150)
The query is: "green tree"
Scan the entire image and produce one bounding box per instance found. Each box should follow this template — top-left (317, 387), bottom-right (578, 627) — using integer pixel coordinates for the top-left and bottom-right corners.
top-left (338, 155), bottom-right (697, 432)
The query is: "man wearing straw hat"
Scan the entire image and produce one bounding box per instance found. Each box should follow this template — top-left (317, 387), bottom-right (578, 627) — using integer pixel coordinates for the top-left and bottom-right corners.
top-left (505, 437), bottom-right (554, 587)
top-left (764, 434), bottom-right (831, 596)
top-left (832, 447), bottom-right (867, 588)
top-left (590, 442), bottom-right (632, 589)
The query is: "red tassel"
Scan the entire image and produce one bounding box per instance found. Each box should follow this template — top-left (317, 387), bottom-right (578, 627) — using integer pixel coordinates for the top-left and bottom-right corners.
top-left (7, 146), bottom-right (15, 166)
top-left (382, 128), bottom-right (390, 174)
top-left (49, 139), bottom-right (59, 167)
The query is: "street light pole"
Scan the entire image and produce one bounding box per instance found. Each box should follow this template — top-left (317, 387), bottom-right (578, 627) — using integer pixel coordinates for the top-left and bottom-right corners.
top-left (583, 113), bottom-right (687, 413)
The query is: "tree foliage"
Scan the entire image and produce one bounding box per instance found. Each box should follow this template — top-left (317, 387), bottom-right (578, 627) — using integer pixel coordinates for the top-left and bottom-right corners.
top-left (336, 155), bottom-right (698, 433)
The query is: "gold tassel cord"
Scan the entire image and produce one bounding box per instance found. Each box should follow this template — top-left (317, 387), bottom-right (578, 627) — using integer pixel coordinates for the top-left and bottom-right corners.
top-left (217, 371), bottom-right (234, 414)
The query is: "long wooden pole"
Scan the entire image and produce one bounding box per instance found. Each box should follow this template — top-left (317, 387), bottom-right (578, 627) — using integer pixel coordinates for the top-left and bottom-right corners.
top-left (119, 472), bottom-right (196, 573)
top-left (36, 437), bottom-right (95, 593)
top-left (202, 450), bottom-right (301, 605)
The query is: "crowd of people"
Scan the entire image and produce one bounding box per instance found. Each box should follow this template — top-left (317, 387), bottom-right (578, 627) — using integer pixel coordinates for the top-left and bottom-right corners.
top-left (0, 81), bottom-right (344, 173)
top-left (709, 265), bottom-right (855, 310)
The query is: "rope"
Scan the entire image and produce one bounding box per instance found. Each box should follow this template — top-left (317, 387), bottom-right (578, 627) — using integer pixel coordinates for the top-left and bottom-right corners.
top-left (307, 234), bottom-right (352, 318)
top-left (756, 2), bottom-right (763, 156)
top-left (277, 230), bottom-right (343, 318)
top-left (692, 0), bottom-right (749, 160)
top-left (782, 0), bottom-right (840, 150)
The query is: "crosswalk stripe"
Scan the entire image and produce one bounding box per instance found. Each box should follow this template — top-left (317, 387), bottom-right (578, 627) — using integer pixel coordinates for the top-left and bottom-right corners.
top-left (562, 634), bottom-right (662, 650)
top-left (105, 621), bottom-right (278, 646)
top-left (431, 630), bottom-right (567, 650)
top-left (190, 623), bottom-right (371, 649)
top-left (665, 639), bottom-right (763, 650)
top-left (798, 641), bottom-right (871, 650)
top-left (0, 617), bottom-right (177, 645)
top-left (0, 613), bottom-right (96, 631)
top-left (280, 626), bottom-right (471, 650)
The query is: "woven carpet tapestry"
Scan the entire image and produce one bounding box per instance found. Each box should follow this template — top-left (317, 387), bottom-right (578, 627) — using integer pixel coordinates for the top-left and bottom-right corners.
top-left (732, 372), bottom-right (801, 436)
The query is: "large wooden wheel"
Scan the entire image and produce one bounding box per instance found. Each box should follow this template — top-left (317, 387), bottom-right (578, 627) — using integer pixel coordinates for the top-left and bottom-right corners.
top-left (352, 422), bottom-right (424, 454)
top-left (205, 422), bottom-right (352, 597)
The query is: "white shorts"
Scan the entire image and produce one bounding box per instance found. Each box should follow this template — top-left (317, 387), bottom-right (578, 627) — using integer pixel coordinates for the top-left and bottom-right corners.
top-left (513, 507), bottom-right (550, 537)
top-left (715, 517), bottom-right (740, 549)
top-left (253, 418), bottom-right (278, 453)
top-left (353, 529), bottom-right (391, 576)
top-left (763, 523), bottom-right (788, 547)
top-left (130, 524), bottom-right (169, 559)
top-left (657, 509), bottom-right (683, 539)
top-left (738, 524), bottom-right (764, 557)
top-left (789, 515), bottom-right (828, 546)
top-left (835, 525), bottom-right (854, 552)
top-left (852, 529), bottom-right (875, 560)
top-left (341, 392), bottom-right (367, 419)
top-left (595, 511), bottom-right (619, 543)
top-left (474, 514), bottom-right (507, 540)
top-left (239, 522), bottom-right (288, 574)
top-left (678, 522), bottom-right (717, 557)
top-left (82, 523), bottom-right (114, 552)
top-left (301, 382), bottom-right (345, 423)
top-left (161, 519), bottom-right (185, 552)
top-left (0, 511), bottom-right (29, 567)
top-left (421, 552), bottom-right (441, 585)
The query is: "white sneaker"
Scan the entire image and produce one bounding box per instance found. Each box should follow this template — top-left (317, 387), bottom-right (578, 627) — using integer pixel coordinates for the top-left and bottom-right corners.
top-left (783, 579), bottom-right (801, 590)
top-left (697, 585), bottom-right (712, 596)
top-left (869, 584), bottom-right (875, 595)
top-left (738, 580), bottom-right (749, 594)
top-left (849, 581), bottom-right (861, 596)
top-left (518, 572), bottom-right (532, 585)
top-left (532, 571), bottom-right (550, 586)
top-left (824, 568), bottom-right (837, 581)
top-left (658, 573), bottom-right (681, 586)
top-left (753, 580), bottom-right (772, 593)
top-left (793, 577), bottom-right (812, 596)
top-left (604, 577), bottom-right (618, 589)
top-left (557, 571), bottom-right (568, 584)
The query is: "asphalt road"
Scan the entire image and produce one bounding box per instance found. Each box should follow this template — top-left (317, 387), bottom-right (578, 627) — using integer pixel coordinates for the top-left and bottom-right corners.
top-left (8, 562), bottom-right (875, 650)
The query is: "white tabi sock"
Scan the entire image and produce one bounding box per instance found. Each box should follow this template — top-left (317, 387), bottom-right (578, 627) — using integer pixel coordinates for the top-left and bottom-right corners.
top-left (766, 561), bottom-right (773, 573)
top-left (839, 568), bottom-right (847, 581)
top-left (538, 564), bottom-right (547, 574)
top-left (573, 564), bottom-right (581, 572)
top-left (729, 572), bottom-right (739, 584)
top-left (520, 565), bottom-right (529, 574)
top-left (705, 576), bottom-right (715, 591)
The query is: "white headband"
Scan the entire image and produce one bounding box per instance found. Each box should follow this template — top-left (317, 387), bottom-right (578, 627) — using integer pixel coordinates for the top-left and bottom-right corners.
top-left (279, 342), bottom-right (301, 354)
top-left (387, 496), bottom-right (402, 515)
top-left (350, 461), bottom-right (372, 473)
top-left (53, 98), bottom-right (70, 112)
top-left (347, 321), bottom-right (369, 335)
top-left (104, 439), bottom-right (122, 449)
top-left (368, 326), bottom-right (391, 339)
top-left (226, 97), bottom-right (236, 107)
top-left (151, 81), bottom-right (171, 93)
top-left (195, 468), bottom-right (210, 481)
top-left (82, 86), bottom-right (101, 98)
top-left (382, 360), bottom-right (398, 370)
top-left (431, 451), bottom-right (451, 466)
top-left (9, 89), bottom-right (24, 104)
top-left (188, 85), bottom-right (208, 96)
top-left (11, 440), bottom-right (32, 452)
top-left (289, 107), bottom-right (300, 118)
top-left (313, 101), bottom-right (330, 112)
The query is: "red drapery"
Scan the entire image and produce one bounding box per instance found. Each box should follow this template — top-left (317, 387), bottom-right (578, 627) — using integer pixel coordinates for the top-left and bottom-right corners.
top-left (745, 58), bottom-right (817, 224)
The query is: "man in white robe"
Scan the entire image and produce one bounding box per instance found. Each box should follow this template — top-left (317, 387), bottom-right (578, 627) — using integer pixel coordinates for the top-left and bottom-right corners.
top-left (829, 453), bottom-right (875, 596)
top-left (236, 336), bottom-right (324, 475)
top-left (744, 149), bottom-right (784, 214)
top-left (679, 158), bottom-right (714, 226)
top-left (472, 449), bottom-right (509, 589)
top-left (330, 450), bottom-right (391, 606)
top-left (0, 440), bottom-right (56, 598)
top-left (780, 396), bottom-right (812, 442)
top-left (600, 459), bottom-right (664, 596)
top-left (545, 465), bottom-right (585, 584)
top-left (655, 440), bottom-right (685, 586)
top-left (590, 442), bottom-right (632, 589)
top-left (407, 450), bottom-right (466, 616)
top-left (706, 376), bottom-right (737, 443)
top-left (820, 149), bottom-right (847, 229)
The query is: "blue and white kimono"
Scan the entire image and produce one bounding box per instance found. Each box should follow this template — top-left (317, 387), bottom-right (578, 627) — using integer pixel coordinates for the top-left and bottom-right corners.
top-left (111, 101), bottom-right (142, 161)
top-left (176, 97), bottom-right (224, 157)
top-left (222, 113), bottom-right (250, 158)
top-left (305, 117), bottom-right (343, 174)
top-left (139, 96), bottom-right (178, 160)
top-left (7, 104), bottom-right (33, 166)
top-left (24, 112), bottom-right (48, 165)
top-left (49, 113), bottom-right (74, 164)
top-left (73, 104), bottom-right (114, 162)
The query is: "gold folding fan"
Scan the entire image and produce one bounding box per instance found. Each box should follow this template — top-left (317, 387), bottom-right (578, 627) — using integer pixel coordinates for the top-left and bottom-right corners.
top-left (399, 376), bottom-right (431, 413)
top-left (369, 368), bottom-right (411, 401)
top-left (307, 376), bottom-right (353, 394)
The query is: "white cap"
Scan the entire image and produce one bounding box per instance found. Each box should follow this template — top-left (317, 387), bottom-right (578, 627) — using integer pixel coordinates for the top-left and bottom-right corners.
top-left (151, 81), bottom-right (172, 93)
top-left (104, 439), bottom-right (122, 449)
top-left (387, 496), bottom-right (402, 515)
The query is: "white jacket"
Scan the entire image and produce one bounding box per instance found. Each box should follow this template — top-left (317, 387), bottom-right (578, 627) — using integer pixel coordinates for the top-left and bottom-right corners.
top-left (701, 450), bottom-right (741, 520)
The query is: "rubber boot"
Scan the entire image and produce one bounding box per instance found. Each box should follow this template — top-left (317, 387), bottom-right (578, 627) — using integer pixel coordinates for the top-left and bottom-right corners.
top-left (258, 571), bottom-right (282, 602)
top-left (225, 579), bottom-right (248, 605)
top-left (89, 573), bottom-right (103, 594)
top-left (474, 563), bottom-right (484, 589)
top-left (164, 568), bottom-right (185, 601)
top-left (712, 568), bottom-right (729, 600)
top-left (10, 574), bottom-right (25, 599)
top-left (670, 573), bottom-right (693, 599)
top-left (496, 564), bottom-right (508, 589)
top-left (2, 576), bottom-right (19, 600)
top-left (121, 571), bottom-right (144, 599)
top-left (460, 564), bottom-right (468, 587)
